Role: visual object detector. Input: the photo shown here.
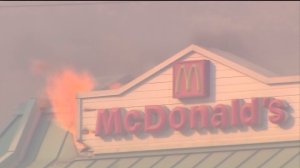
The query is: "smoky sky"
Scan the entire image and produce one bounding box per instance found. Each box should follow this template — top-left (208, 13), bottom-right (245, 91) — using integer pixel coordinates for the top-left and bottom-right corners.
top-left (0, 2), bottom-right (299, 125)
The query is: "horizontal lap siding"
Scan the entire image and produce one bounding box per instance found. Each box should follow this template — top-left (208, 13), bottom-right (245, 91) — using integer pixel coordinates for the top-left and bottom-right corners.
top-left (82, 95), bottom-right (299, 116)
top-left (84, 133), bottom-right (300, 153)
top-left (134, 79), bottom-right (265, 92)
top-left (140, 69), bottom-right (246, 84)
top-left (82, 88), bottom-right (300, 109)
top-left (83, 125), bottom-right (300, 146)
top-left (83, 85), bottom-right (299, 105)
top-left (80, 53), bottom-right (300, 154)
top-left (83, 116), bottom-right (300, 129)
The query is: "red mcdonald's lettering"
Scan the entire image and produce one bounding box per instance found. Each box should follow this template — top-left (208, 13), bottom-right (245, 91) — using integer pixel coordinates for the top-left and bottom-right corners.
top-left (144, 105), bottom-right (166, 133)
top-left (240, 98), bottom-right (259, 126)
top-left (124, 110), bottom-right (142, 133)
top-left (190, 105), bottom-right (209, 129)
top-left (269, 99), bottom-right (287, 124)
top-left (231, 99), bottom-right (240, 126)
top-left (169, 107), bottom-right (188, 130)
top-left (211, 104), bottom-right (229, 128)
top-left (91, 98), bottom-right (291, 138)
top-left (95, 108), bottom-right (123, 136)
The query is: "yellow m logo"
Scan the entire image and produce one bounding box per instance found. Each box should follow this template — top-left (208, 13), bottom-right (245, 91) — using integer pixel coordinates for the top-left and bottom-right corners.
top-left (175, 64), bottom-right (200, 93)
top-left (173, 60), bottom-right (210, 98)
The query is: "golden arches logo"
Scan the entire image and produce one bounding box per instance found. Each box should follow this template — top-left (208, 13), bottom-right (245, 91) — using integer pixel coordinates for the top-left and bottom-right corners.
top-left (175, 64), bottom-right (200, 93)
top-left (173, 60), bottom-right (210, 98)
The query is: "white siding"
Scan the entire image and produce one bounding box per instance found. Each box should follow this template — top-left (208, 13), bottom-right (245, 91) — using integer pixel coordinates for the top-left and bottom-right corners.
top-left (80, 53), bottom-right (300, 154)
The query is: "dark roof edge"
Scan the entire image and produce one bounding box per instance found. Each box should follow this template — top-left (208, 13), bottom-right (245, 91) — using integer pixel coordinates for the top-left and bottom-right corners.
top-left (73, 140), bottom-right (300, 160)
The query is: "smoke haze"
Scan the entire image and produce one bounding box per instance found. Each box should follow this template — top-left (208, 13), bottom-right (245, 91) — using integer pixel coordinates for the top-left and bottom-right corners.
top-left (0, 2), bottom-right (299, 125)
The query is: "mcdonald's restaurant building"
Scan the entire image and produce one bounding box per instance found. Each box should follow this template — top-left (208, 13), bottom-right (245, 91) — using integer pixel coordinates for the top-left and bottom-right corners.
top-left (0, 45), bottom-right (299, 168)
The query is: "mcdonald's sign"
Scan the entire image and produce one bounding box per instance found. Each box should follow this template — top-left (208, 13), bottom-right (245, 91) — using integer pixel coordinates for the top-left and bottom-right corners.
top-left (173, 60), bottom-right (210, 98)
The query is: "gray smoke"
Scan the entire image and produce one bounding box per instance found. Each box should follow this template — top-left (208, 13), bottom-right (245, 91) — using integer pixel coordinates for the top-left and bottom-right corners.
top-left (0, 1), bottom-right (299, 126)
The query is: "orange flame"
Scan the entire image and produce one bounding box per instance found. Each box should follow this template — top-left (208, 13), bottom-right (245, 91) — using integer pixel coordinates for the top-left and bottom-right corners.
top-left (46, 68), bottom-right (95, 135)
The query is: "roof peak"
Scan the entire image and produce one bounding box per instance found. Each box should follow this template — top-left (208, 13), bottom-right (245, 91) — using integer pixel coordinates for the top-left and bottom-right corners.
top-left (78, 44), bottom-right (300, 99)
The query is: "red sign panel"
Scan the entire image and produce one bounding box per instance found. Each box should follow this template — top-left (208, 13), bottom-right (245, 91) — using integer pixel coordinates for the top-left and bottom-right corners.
top-left (173, 60), bottom-right (210, 99)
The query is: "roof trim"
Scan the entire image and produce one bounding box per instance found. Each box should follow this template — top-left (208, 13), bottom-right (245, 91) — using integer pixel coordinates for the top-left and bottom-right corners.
top-left (71, 140), bottom-right (300, 160)
top-left (0, 99), bottom-right (37, 167)
top-left (78, 44), bottom-right (300, 99)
